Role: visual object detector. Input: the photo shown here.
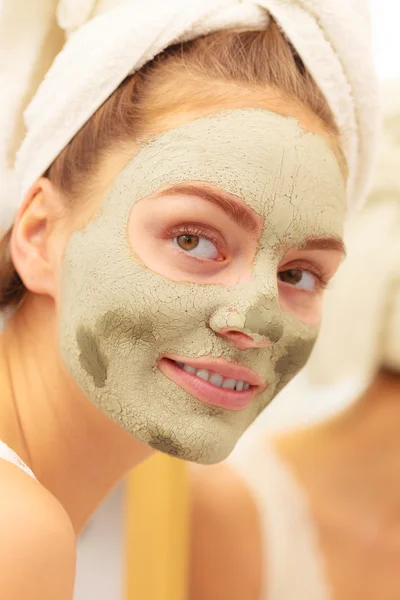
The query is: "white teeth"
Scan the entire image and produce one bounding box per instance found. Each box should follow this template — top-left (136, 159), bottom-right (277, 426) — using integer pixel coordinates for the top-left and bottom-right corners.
top-left (221, 378), bottom-right (237, 390)
top-left (196, 369), bottom-right (209, 382)
top-left (209, 373), bottom-right (224, 387)
top-left (176, 361), bottom-right (251, 391)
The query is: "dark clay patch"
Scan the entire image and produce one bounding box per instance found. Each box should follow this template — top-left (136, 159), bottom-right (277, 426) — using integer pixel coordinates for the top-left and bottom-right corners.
top-left (244, 305), bottom-right (283, 343)
top-left (76, 325), bottom-right (109, 388)
top-left (274, 337), bottom-right (315, 394)
top-left (96, 309), bottom-right (156, 344)
top-left (148, 433), bottom-right (186, 457)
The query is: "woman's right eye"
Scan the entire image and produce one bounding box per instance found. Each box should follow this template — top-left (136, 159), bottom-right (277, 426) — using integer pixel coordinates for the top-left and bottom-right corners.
top-left (174, 234), bottom-right (219, 260)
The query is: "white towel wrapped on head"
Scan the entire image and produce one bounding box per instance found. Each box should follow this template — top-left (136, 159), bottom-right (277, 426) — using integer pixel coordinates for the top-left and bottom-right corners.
top-left (0, 0), bottom-right (379, 231)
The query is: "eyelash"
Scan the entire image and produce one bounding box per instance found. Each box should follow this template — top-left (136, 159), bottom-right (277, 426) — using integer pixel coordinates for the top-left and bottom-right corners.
top-left (279, 261), bottom-right (331, 290)
top-left (160, 223), bottom-right (226, 257)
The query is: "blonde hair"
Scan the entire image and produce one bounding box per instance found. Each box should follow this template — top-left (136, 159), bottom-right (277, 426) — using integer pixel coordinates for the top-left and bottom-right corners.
top-left (0, 22), bottom-right (338, 309)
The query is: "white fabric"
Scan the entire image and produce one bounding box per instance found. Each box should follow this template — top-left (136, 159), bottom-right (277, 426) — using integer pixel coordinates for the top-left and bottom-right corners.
top-left (233, 373), bottom-right (367, 448)
top-left (229, 438), bottom-right (330, 600)
top-left (0, 0), bottom-right (379, 229)
top-left (0, 0), bottom-right (65, 232)
top-left (306, 79), bottom-right (400, 385)
top-left (0, 440), bottom-right (36, 480)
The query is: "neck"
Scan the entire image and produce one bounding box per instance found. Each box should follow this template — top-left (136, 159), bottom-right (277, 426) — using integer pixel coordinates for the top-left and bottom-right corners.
top-left (0, 296), bottom-right (153, 532)
top-left (321, 370), bottom-right (400, 467)
top-left (279, 371), bottom-right (400, 539)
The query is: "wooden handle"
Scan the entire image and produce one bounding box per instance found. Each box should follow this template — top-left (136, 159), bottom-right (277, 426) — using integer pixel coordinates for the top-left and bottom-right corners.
top-left (125, 454), bottom-right (189, 600)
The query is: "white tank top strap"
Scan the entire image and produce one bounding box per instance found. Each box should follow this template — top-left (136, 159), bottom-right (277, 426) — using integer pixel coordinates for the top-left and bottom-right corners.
top-left (229, 438), bottom-right (331, 600)
top-left (0, 440), bottom-right (36, 480)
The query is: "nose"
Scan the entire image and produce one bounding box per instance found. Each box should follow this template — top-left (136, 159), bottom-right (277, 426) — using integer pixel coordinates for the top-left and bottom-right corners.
top-left (209, 293), bottom-right (284, 350)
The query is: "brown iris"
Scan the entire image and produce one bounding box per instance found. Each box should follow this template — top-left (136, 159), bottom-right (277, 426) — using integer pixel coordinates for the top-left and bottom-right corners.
top-left (177, 234), bottom-right (199, 251)
top-left (279, 269), bottom-right (303, 285)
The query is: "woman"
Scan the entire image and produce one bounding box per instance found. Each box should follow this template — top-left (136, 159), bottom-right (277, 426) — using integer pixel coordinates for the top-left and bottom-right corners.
top-left (189, 82), bottom-right (400, 600)
top-left (0, 0), bottom-right (377, 597)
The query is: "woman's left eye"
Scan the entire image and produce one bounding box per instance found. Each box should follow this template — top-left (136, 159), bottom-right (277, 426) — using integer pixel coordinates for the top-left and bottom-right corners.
top-left (278, 268), bottom-right (317, 291)
top-left (174, 234), bottom-right (219, 259)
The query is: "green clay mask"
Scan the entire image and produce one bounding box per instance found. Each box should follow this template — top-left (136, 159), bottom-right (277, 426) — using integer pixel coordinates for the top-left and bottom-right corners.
top-left (59, 109), bottom-right (346, 464)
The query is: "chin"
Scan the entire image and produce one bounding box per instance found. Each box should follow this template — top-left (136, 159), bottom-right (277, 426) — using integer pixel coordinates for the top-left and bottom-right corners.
top-left (134, 420), bottom-right (241, 465)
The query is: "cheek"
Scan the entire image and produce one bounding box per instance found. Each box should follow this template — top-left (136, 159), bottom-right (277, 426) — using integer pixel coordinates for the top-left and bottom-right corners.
top-left (278, 284), bottom-right (324, 326)
top-left (274, 336), bottom-right (317, 395)
top-left (49, 228), bottom-right (76, 305)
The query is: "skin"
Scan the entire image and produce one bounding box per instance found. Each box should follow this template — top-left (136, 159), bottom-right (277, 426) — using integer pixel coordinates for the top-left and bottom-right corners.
top-left (0, 89), bottom-right (345, 596)
top-left (189, 370), bottom-right (400, 600)
top-left (0, 459), bottom-right (76, 600)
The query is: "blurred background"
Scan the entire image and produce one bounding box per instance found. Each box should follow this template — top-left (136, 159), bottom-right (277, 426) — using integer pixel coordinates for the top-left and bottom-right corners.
top-left (370, 0), bottom-right (400, 78)
top-left (66, 0), bottom-right (400, 597)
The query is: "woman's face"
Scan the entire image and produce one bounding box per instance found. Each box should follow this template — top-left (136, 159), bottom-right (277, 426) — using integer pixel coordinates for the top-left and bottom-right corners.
top-left (48, 103), bottom-right (346, 464)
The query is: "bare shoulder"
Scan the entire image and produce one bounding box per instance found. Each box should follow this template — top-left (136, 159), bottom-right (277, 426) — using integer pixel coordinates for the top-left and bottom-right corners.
top-left (189, 462), bottom-right (263, 600)
top-left (0, 459), bottom-right (76, 600)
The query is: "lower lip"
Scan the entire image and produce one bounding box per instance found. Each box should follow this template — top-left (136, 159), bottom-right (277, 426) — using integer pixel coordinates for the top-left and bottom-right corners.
top-left (158, 358), bottom-right (259, 411)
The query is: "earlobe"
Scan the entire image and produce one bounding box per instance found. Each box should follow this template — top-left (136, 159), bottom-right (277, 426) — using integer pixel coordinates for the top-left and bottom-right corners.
top-left (11, 180), bottom-right (61, 298)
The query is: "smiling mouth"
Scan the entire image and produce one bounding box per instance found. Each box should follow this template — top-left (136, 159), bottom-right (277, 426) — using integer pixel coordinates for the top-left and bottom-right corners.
top-left (158, 357), bottom-right (265, 411)
top-left (173, 360), bottom-right (251, 391)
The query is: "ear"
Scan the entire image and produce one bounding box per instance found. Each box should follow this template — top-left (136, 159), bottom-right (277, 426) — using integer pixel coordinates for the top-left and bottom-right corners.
top-left (10, 178), bottom-right (65, 298)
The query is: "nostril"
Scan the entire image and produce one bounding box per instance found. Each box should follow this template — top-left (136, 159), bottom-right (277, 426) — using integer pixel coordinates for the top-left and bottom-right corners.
top-left (226, 330), bottom-right (251, 342)
top-left (217, 327), bottom-right (272, 350)
top-left (219, 328), bottom-right (270, 350)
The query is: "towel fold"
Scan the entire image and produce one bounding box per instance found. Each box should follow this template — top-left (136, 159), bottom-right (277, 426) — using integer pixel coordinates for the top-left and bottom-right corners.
top-left (0, 0), bottom-right (379, 230)
top-left (307, 80), bottom-right (400, 385)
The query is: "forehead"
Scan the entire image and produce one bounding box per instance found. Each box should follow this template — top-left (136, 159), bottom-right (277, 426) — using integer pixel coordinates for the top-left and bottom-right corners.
top-left (107, 109), bottom-right (346, 241)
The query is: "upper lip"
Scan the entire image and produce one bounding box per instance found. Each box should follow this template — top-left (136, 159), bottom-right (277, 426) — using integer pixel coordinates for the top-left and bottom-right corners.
top-left (161, 354), bottom-right (265, 387)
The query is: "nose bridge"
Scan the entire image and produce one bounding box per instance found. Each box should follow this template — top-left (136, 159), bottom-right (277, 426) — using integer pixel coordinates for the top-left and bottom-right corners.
top-left (244, 249), bottom-right (283, 340)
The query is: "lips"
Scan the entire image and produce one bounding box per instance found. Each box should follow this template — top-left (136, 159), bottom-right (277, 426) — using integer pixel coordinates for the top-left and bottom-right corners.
top-left (158, 356), bottom-right (266, 411)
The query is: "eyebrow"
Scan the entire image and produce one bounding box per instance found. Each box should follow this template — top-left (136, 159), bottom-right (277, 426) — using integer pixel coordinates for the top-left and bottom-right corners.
top-left (157, 184), bottom-right (346, 255)
top-left (301, 236), bottom-right (347, 255)
top-left (157, 183), bottom-right (260, 235)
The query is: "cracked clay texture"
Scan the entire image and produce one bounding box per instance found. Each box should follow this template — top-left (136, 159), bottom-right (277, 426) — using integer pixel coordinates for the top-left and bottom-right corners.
top-left (59, 109), bottom-right (346, 464)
